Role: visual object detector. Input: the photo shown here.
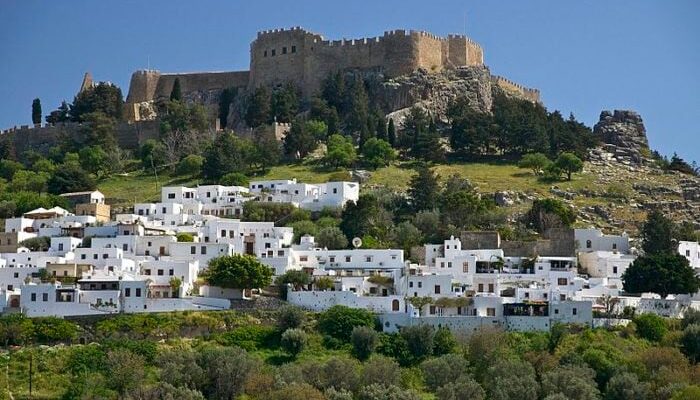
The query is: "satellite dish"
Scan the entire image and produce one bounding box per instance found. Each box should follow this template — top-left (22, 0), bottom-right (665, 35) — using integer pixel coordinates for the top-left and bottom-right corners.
top-left (352, 237), bottom-right (362, 248)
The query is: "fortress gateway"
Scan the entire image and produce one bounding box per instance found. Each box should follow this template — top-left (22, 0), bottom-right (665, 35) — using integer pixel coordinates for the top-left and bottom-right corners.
top-left (124, 27), bottom-right (503, 121)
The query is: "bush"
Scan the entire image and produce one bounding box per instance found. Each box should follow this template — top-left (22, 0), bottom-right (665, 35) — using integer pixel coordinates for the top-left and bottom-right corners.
top-left (215, 325), bottom-right (277, 351)
top-left (350, 326), bottom-right (379, 360)
top-left (633, 313), bottom-right (668, 342)
top-left (316, 226), bottom-right (349, 249)
top-left (604, 372), bottom-right (649, 400)
top-left (281, 328), bottom-right (308, 357)
top-left (436, 376), bottom-right (485, 400)
top-left (421, 353), bottom-right (468, 391)
top-left (67, 345), bottom-right (106, 375)
top-left (433, 326), bottom-right (457, 356)
top-left (400, 324), bottom-right (435, 362)
top-left (360, 356), bottom-right (401, 387)
top-left (176, 232), bottom-right (195, 242)
top-left (680, 323), bottom-right (700, 363)
top-left (176, 154), bottom-right (204, 176)
top-left (220, 172), bottom-right (249, 187)
top-left (277, 305), bottom-right (306, 331)
top-left (317, 305), bottom-right (376, 342)
top-left (357, 384), bottom-right (420, 400)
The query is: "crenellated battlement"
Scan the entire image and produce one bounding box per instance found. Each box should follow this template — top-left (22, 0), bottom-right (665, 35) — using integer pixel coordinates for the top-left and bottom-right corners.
top-left (492, 75), bottom-right (541, 103)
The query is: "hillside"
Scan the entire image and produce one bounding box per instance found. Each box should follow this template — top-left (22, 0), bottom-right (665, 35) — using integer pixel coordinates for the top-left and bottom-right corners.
top-left (98, 149), bottom-right (699, 237)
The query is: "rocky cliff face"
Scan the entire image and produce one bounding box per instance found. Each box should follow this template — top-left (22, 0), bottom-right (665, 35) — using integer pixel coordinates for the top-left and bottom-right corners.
top-left (377, 66), bottom-right (493, 127)
top-left (593, 110), bottom-right (649, 164)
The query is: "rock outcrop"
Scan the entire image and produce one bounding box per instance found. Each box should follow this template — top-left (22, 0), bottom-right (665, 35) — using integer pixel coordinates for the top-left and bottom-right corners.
top-left (593, 110), bottom-right (649, 164)
top-left (378, 66), bottom-right (493, 128)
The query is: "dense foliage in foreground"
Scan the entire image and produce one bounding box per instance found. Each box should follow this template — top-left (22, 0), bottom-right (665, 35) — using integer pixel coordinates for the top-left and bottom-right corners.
top-left (1, 306), bottom-right (700, 400)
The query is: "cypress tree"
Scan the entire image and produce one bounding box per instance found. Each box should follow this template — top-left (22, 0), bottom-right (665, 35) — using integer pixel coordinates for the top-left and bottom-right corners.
top-left (408, 164), bottom-right (440, 211)
top-left (170, 78), bottom-right (182, 101)
top-left (31, 98), bottom-right (42, 125)
top-left (387, 118), bottom-right (396, 147)
top-left (373, 108), bottom-right (387, 141)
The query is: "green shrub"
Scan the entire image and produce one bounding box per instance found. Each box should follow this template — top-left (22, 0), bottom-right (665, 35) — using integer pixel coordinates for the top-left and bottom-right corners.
top-left (215, 325), bottom-right (278, 351)
top-left (317, 305), bottom-right (376, 342)
top-left (281, 328), bottom-right (308, 357)
top-left (633, 313), bottom-right (668, 342)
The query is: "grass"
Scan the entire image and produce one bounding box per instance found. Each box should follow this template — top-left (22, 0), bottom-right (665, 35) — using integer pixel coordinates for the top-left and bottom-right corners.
top-left (96, 160), bottom-right (623, 218)
top-left (98, 170), bottom-right (201, 208)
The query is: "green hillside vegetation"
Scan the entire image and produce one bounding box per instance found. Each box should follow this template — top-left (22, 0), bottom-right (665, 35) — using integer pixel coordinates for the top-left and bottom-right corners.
top-left (0, 308), bottom-right (699, 399)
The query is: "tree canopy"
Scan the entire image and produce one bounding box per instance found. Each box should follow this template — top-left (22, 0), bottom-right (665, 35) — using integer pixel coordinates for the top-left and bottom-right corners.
top-left (203, 254), bottom-right (273, 290)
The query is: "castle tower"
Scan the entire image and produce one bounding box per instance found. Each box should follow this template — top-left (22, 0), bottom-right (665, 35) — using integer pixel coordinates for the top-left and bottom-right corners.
top-left (79, 72), bottom-right (93, 93)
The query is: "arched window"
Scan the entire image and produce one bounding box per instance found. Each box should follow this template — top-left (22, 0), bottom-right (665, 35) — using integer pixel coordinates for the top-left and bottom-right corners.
top-left (392, 299), bottom-right (400, 311)
top-left (586, 240), bottom-right (592, 249)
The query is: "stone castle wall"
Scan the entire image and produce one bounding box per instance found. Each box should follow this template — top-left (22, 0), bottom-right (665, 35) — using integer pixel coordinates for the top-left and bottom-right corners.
top-left (248, 27), bottom-right (485, 95)
top-left (0, 121), bottom-right (159, 155)
top-left (492, 75), bottom-right (541, 103)
top-left (125, 70), bottom-right (249, 121)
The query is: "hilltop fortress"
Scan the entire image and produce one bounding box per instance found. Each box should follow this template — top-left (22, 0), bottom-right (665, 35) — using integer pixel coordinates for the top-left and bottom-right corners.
top-left (124, 27), bottom-right (538, 121)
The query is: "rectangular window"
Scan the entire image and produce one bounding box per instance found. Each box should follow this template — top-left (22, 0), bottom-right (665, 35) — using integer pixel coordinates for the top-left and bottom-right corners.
top-left (300, 256), bottom-right (308, 262)
top-left (573, 308), bottom-right (577, 315)
top-left (264, 50), bottom-right (267, 57)
top-left (418, 282), bottom-right (422, 288)
top-left (125, 288), bottom-right (131, 297)
top-left (612, 243), bottom-right (617, 250)
top-left (168, 193), bottom-right (175, 199)
top-left (169, 269), bottom-right (174, 276)
top-left (557, 278), bottom-right (568, 286)
top-left (365, 256), bottom-right (372, 262)
top-left (271, 49), bottom-right (276, 56)
top-left (123, 244), bottom-right (128, 251)
top-left (488, 283), bottom-right (494, 293)
top-left (434, 285), bottom-right (441, 294)
top-left (478, 283), bottom-right (484, 292)
top-left (282, 46), bottom-right (287, 54)
top-left (487, 308), bottom-right (496, 316)
top-left (42, 293), bottom-right (48, 302)
top-left (409, 281), bottom-right (413, 288)
top-left (291, 45), bottom-right (296, 53)
top-left (31, 293), bottom-right (36, 302)
top-left (612, 266), bottom-right (618, 274)
top-left (191, 246), bottom-right (196, 255)
top-left (136, 288), bottom-right (142, 297)
top-left (201, 246), bottom-right (207, 255)
top-left (144, 269), bottom-right (151, 275)
top-left (462, 262), bottom-right (468, 273)
top-left (345, 256), bottom-right (351, 262)
top-left (157, 269), bottom-right (164, 276)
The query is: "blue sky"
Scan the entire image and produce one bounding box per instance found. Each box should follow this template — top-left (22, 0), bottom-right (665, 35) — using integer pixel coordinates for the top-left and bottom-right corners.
top-left (1, 0), bottom-right (698, 161)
